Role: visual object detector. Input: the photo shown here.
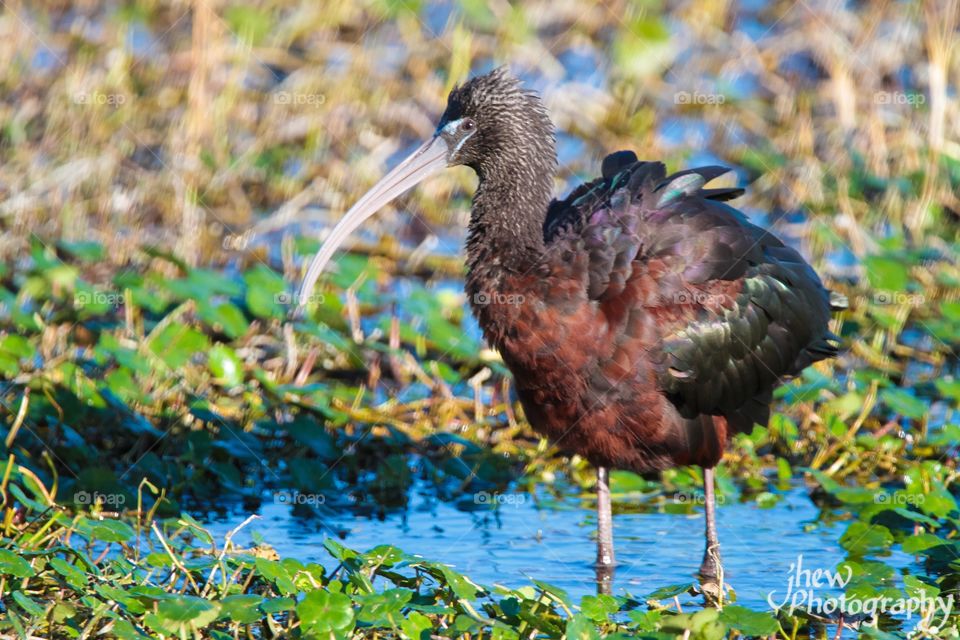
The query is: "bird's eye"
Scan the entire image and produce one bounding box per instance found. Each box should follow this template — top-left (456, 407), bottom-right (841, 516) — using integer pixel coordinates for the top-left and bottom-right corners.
top-left (461, 118), bottom-right (476, 131)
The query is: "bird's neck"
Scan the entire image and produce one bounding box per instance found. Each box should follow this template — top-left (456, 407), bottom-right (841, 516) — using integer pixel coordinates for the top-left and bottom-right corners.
top-left (465, 152), bottom-right (555, 276)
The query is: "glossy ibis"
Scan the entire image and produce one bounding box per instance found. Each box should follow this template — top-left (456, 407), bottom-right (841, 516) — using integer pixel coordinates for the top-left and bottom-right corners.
top-left (297, 67), bottom-right (844, 595)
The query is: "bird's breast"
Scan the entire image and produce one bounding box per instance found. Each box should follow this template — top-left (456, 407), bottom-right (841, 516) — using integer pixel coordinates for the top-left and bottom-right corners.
top-left (463, 261), bottom-right (728, 473)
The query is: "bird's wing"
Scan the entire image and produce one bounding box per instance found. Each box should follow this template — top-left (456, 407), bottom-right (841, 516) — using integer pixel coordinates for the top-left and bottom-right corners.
top-left (544, 152), bottom-right (840, 425)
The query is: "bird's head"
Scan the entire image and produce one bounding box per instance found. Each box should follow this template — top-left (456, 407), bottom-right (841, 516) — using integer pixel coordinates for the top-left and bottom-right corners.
top-left (435, 66), bottom-right (553, 172)
top-left (295, 66), bottom-right (554, 309)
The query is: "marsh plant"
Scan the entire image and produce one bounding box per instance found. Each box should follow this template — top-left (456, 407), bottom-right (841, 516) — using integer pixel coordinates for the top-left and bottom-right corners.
top-left (0, 0), bottom-right (959, 638)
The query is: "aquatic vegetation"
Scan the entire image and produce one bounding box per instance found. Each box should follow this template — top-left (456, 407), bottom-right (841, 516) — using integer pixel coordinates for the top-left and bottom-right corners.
top-left (0, 0), bottom-right (959, 638)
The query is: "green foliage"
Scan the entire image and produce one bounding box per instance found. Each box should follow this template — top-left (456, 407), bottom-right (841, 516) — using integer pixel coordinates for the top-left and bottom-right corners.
top-left (3, 236), bottom-right (957, 636)
top-left (1, 0), bottom-right (960, 637)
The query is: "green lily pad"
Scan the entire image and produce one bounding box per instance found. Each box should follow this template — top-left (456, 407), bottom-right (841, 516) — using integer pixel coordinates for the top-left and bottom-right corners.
top-left (218, 594), bottom-right (265, 624)
top-left (296, 590), bottom-right (355, 634)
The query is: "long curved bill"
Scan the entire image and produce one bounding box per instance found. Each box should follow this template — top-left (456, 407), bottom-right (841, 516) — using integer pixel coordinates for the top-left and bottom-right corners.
top-left (295, 136), bottom-right (449, 313)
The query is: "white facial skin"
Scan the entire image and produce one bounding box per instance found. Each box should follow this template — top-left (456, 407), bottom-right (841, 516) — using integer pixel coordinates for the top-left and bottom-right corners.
top-left (441, 118), bottom-right (477, 158)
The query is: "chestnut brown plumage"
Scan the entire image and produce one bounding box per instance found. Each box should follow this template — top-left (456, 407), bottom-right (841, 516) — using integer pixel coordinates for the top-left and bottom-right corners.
top-left (297, 67), bottom-right (845, 595)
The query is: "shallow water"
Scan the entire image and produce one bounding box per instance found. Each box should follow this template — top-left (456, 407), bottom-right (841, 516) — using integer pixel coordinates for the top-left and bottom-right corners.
top-left (206, 481), bottom-right (890, 612)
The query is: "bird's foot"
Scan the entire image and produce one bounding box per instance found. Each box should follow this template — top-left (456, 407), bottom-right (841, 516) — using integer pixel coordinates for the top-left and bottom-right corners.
top-left (698, 550), bottom-right (726, 606)
top-left (698, 574), bottom-right (724, 605)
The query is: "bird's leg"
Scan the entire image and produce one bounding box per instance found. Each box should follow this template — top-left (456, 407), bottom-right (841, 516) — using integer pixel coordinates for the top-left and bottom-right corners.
top-left (595, 465), bottom-right (615, 595)
top-left (698, 466), bottom-right (724, 602)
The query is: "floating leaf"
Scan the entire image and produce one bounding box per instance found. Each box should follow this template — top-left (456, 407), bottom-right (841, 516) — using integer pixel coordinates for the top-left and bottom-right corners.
top-left (840, 521), bottom-right (893, 553)
top-left (364, 545), bottom-right (407, 568)
top-left (719, 605), bottom-right (779, 636)
top-left (255, 558), bottom-right (296, 595)
top-left (580, 594), bottom-right (618, 623)
top-left (296, 590), bottom-right (355, 634)
top-left (902, 533), bottom-right (948, 554)
top-left (400, 611), bottom-right (432, 640)
top-left (218, 595), bottom-right (265, 624)
top-left (149, 596), bottom-right (220, 635)
top-left (356, 588), bottom-right (412, 625)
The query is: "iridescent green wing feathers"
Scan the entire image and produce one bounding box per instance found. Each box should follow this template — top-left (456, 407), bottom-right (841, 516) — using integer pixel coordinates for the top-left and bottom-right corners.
top-left (544, 152), bottom-right (842, 426)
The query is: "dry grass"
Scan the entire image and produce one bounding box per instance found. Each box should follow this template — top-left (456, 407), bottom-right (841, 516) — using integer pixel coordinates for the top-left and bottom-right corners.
top-left (0, 0), bottom-right (954, 276)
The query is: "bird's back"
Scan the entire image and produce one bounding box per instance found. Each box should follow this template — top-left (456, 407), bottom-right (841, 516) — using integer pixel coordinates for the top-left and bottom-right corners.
top-left (527, 152), bottom-right (843, 468)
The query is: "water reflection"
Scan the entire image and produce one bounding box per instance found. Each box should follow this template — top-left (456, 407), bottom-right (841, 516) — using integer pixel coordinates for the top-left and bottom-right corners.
top-left (207, 482), bottom-right (871, 610)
